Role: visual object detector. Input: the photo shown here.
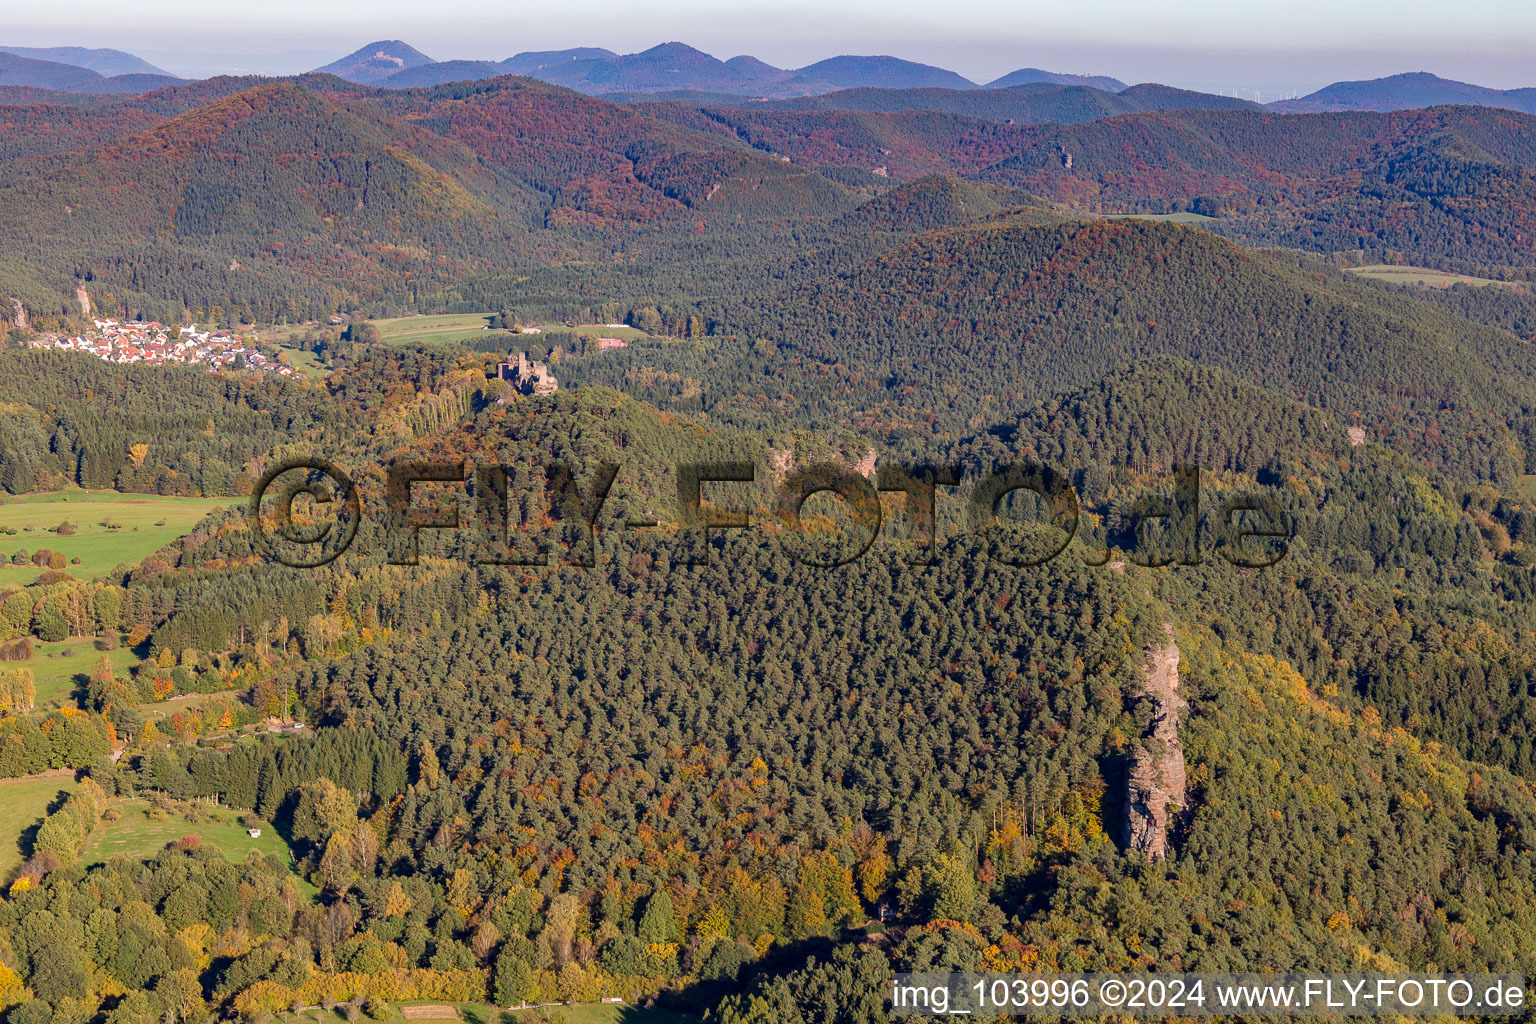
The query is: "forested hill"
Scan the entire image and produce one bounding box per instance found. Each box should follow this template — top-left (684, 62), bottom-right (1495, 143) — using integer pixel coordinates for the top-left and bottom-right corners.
top-left (371, 77), bottom-right (856, 224)
top-left (10, 33), bottom-right (1536, 1024)
top-left (0, 347), bottom-right (350, 494)
top-left (0, 81), bottom-right (546, 321)
top-left (843, 175), bottom-right (1044, 231)
top-left (0, 77), bottom-right (862, 321)
top-left (1271, 72), bottom-right (1536, 114)
top-left (730, 80), bottom-right (1259, 122)
top-left (627, 104), bottom-right (1033, 179)
top-left (959, 354), bottom-right (1352, 476)
top-left (972, 105), bottom-right (1536, 269)
top-left (565, 216), bottom-right (1536, 483)
top-left (33, 343), bottom-right (1533, 1023)
top-left (632, 100), bottom-right (1536, 270)
top-left (6, 287), bottom-right (1536, 1021)
top-left (6, 80), bottom-right (1536, 320)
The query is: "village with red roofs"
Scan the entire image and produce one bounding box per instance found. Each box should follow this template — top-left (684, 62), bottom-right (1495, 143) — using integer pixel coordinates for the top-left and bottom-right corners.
top-left (23, 319), bottom-right (296, 376)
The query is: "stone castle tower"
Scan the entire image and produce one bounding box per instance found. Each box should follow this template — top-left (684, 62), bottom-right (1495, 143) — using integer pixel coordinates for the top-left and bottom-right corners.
top-left (494, 351), bottom-right (558, 396)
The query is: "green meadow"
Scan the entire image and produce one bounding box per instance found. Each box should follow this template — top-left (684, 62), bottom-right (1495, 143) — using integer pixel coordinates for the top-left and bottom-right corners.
top-left (550, 1006), bottom-right (696, 1024)
top-left (367, 314), bottom-right (656, 350)
top-left (567, 324), bottom-right (651, 342)
top-left (1108, 211), bottom-right (1218, 224)
top-left (0, 774), bottom-right (77, 878)
top-left (81, 798), bottom-right (314, 891)
top-left (27, 639), bottom-right (136, 707)
top-left (279, 345), bottom-right (329, 378)
top-left (1343, 264), bottom-right (1514, 289)
top-left (369, 313), bottom-right (515, 348)
top-left (278, 1004), bottom-right (695, 1024)
top-left (0, 489), bottom-right (235, 587)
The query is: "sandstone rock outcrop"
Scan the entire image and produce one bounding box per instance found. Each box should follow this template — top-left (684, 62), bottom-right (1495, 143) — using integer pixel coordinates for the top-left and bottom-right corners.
top-left (1127, 624), bottom-right (1186, 859)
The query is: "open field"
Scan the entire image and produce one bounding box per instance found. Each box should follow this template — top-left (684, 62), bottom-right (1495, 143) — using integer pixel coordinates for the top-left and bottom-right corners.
top-left (565, 324), bottom-right (652, 342)
top-left (279, 345), bottom-right (329, 378)
top-left (412, 1003), bottom-right (695, 1024)
top-left (240, 327), bottom-right (331, 377)
top-left (0, 773), bottom-right (77, 878)
top-left (1108, 211), bottom-right (1218, 224)
top-left (0, 490), bottom-right (236, 586)
top-left (369, 313), bottom-right (517, 348)
top-left (555, 1006), bottom-right (696, 1024)
top-left (1343, 264), bottom-right (1516, 289)
top-left (278, 1005), bottom-right (695, 1024)
top-left (368, 314), bottom-right (658, 351)
top-left (140, 690), bottom-right (241, 723)
top-left (81, 798), bottom-right (315, 891)
top-left (28, 638), bottom-right (135, 707)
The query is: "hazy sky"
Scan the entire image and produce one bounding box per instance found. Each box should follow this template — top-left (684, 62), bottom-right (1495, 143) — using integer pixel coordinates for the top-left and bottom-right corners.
top-left (8, 0), bottom-right (1535, 93)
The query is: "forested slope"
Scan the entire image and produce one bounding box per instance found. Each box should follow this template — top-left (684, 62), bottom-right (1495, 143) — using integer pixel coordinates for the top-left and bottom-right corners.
top-left (0, 348), bottom-right (347, 494)
top-left (564, 217), bottom-right (1536, 484)
top-left (6, 84), bottom-right (1536, 323)
top-left (2, 321), bottom-right (1536, 1020)
top-left (974, 106), bottom-right (1536, 269)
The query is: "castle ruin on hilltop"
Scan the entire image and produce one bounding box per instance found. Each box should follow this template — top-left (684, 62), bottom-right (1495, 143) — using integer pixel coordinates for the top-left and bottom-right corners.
top-left (494, 352), bottom-right (558, 396)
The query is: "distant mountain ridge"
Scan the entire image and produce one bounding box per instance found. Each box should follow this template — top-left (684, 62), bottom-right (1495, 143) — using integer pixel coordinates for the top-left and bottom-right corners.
top-left (501, 47), bottom-right (617, 74)
top-left (307, 39), bottom-right (1130, 100)
top-left (0, 44), bottom-right (169, 77)
top-left (313, 39), bottom-right (434, 84)
top-left (793, 54), bottom-right (976, 91)
top-left (384, 59), bottom-right (508, 89)
top-left (728, 80), bottom-right (1257, 122)
top-left (985, 67), bottom-right (1126, 91)
top-left (0, 50), bottom-right (185, 93)
top-left (3, 73), bottom-right (1536, 319)
top-left (1272, 72), bottom-right (1536, 113)
top-left (7, 40), bottom-right (1535, 118)
top-left (0, 50), bottom-right (102, 90)
top-left (527, 41), bottom-right (785, 94)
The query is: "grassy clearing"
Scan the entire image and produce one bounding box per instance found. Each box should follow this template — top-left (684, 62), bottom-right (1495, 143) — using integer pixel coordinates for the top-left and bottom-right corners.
top-left (367, 314), bottom-right (658, 351)
top-left (26, 638), bottom-right (135, 707)
top-left (1109, 211), bottom-right (1218, 224)
top-left (369, 313), bottom-right (514, 348)
top-left (140, 690), bottom-right (240, 723)
top-left (558, 1006), bottom-right (696, 1024)
top-left (279, 1006), bottom-right (694, 1024)
top-left (1343, 264), bottom-right (1514, 289)
top-left (81, 798), bottom-right (315, 891)
top-left (276, 1012), bottom-right (350, 1024)
top-left (0, 489), bottom-right (235, 586)
top-left (279, 345), bottom-right (329, 378)
top-left (457, 1004), bottom-right (693, 1024)
top-left (0, 773), bottom-right (77, 877)
top-left (240, 328), bottom-right (329, 377)
top-left (565, 325), bottom-right (651, 342)
top-left (25, 643), bottom-right (226, 713)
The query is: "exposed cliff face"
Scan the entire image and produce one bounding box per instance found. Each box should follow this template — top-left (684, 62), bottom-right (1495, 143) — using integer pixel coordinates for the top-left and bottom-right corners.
top-left (1127, 624), bottom-right (1186, 859)
top-left (8, 298), bottom-right (24, 330)
top-left (765, 443), bottom-right (877, 484)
